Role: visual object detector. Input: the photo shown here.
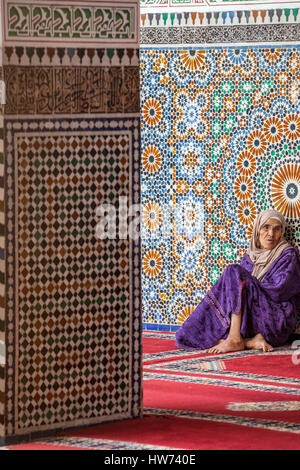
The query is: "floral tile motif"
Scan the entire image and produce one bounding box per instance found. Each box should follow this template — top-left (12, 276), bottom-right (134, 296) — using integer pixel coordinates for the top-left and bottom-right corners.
top-left (140, 45), bottom-right (300, 328)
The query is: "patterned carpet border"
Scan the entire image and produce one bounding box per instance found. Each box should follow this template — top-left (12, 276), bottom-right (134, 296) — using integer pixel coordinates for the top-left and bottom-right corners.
top-left (143, 346), bottom-right (296, 362)
top-left (144, 408), bottom-right (300, 435)
top-left (144, 349), bottom-right (300, 386)
top-left (143, 371), bottom-right (300, 395)
top-left (0, 437), bottom-right (180, 451)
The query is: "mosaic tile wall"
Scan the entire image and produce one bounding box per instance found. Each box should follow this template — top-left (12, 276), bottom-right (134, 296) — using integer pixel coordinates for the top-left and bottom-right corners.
top-left (0, 13), bottom-right (4, 437)
top-left (1, 0), bottom-right (142, 443)
top-left (140, 8), bottom-right (300, 332)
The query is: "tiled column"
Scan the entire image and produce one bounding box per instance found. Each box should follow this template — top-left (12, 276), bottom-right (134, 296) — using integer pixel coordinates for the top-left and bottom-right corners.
top-left (1, 0), bottom-right (142, 444)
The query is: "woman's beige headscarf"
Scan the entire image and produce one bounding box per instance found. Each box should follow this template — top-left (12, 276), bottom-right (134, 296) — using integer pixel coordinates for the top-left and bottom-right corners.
top-left (247, 209), bottom-right (290, 281)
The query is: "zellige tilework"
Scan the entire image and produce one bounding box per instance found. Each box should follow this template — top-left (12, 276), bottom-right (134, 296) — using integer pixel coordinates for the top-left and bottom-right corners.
top-left (140, 0), bottom-right (300, 8)
top-left (1, 0), bottom-right (141, 443)
top-left (140, 46), bottom-right (300, 329)
top-left (5, 116), bottom-right (141, 435)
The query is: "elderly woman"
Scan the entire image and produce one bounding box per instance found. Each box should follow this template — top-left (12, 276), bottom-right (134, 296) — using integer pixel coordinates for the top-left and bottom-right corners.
top-left (175, 209), bottom-right (300, 353)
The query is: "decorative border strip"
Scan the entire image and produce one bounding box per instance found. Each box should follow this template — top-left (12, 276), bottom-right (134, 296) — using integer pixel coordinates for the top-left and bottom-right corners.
top-left (144, 348), bottom-right (205, 361)
top-left (205, 292), bottom-right (230, 329)
top-left (144, 407), bottom-right (300, 434)
top-left (143, 346), bottom-right (294, 362)
top-left (146, 352), bottom-right (300, 386)
top-left (0, 64), bottom-right (4, 438)
top-left (140, 23), bottom-right (300, 45)
top-left (141, 8), bottom-right (300, 27)
top-left (143, 331), bottom-right (176, 339)
top-left (3, 47), bottom-right (139, 67)
top-left (140, 0), bottom-right (300, 7)
top-left (143, 323), bottom-right (179, 333)
top-left (227, 401), bottom-right (300, 411)
top-left (3, 65), bottom-right (140, 115)
top-left (8, 436), bottom-right (178, 450)
top-left (3, 0), bottom-right (139, 46)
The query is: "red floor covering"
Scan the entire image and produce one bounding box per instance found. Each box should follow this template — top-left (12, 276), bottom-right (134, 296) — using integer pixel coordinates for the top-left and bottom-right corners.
top-left (5, 332), bottom-right (300, 450)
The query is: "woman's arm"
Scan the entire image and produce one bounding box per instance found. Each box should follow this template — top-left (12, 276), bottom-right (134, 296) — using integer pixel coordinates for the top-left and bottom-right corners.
top-left (260, 248), bottom-right (300, 303)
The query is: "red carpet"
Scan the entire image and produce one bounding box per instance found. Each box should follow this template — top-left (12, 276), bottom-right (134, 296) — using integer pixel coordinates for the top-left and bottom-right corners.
top-left (5, 331), bottom-right (300, 450)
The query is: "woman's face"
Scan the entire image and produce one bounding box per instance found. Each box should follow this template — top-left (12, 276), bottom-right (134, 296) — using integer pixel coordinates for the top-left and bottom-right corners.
top-left (258, 218), bottom-right (282, 250)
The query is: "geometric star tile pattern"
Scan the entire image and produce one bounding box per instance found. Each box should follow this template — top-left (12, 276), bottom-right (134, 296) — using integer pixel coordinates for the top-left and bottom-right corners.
top-left (140, 46), bottom-right (300, 329)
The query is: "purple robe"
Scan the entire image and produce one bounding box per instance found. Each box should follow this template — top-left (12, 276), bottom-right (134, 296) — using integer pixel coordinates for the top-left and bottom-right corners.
top-left (175, 246), bottom-right (300, 350)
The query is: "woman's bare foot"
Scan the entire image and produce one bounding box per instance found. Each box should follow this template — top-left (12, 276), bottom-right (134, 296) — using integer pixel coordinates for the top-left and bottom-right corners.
top-left (244, 333), bottom-right (273, 352)
top-left (205, 337), bottom-right (244, 354)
